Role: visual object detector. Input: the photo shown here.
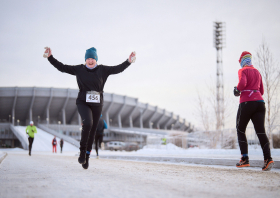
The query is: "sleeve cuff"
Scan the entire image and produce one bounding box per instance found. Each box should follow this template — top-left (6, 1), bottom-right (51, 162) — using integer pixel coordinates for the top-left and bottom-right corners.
top-left (126, 59), bottom-right (131, 64)
top-left (47, 55), bottom-right (54, 61)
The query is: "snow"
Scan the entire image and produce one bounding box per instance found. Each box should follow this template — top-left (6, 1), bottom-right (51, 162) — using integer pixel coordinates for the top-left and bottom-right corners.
top-left (14, 126), bottom-right (79, 152)
top-left (1, 153), bottom-right (280, 198)
top-left (136, 143), bottom-right (280, 160)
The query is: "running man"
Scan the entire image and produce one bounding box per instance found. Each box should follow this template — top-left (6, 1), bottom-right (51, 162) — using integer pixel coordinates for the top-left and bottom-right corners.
top-left (26, 121), bottom-right (37, 156)
top-left (44, 47), bottom-right (136, 169)
top-left (95, 114), bottom-right (108, 159)
top-left (234, 51), bottom-right (274, 171)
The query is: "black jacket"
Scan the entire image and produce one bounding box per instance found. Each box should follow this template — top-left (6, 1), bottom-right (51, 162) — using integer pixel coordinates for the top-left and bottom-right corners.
top-left (60, 139), bottom-right (64, 147)
top-left (48, 55), bottom-right (131, 106)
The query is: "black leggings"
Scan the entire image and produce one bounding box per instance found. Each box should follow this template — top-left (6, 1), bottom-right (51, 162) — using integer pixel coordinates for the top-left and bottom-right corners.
top-left (236, 101), bottom-right (271, 160)
top-left (77, 103), bottom-right (103, 152)
top-left (95, 134), bottom-right (103, 156)
top-left (28, 137), bottom-right (34, 153)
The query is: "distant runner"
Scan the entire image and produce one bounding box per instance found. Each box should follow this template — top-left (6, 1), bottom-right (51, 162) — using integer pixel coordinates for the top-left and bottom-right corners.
top-left (26, 121), bottom-right (37, 156)
top-left (52, 136), bottom-right (57, 153)
top-left (95, 114), bottom-right (108, 159)
top-left (60, 138), bottom-right (64, 153)
top-left (44, 47), bottom-right (136, 169)
top-left (234, 51), bottom-right (274, 171)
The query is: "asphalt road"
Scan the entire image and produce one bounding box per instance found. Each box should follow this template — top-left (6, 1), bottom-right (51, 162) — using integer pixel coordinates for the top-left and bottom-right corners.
top-left (0, 153), bottom-right (279, 198)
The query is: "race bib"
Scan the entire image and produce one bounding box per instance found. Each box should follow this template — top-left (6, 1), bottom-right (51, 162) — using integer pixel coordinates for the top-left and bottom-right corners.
top-left (86, 91), bottom-right (100, 103)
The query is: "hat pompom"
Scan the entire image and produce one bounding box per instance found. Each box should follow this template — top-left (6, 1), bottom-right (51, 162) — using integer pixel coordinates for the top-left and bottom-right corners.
top-left (239, 51), bottom-right (252, 63)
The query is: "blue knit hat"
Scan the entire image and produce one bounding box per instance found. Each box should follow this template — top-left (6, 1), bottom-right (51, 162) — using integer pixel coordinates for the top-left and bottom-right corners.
top-left (85, 47), bottom-right (98, 61)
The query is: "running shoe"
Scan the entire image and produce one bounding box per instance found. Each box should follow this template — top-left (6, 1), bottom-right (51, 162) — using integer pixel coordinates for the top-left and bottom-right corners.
top-left (82, 154), bottom-right (90, 169)
top-left (236, 156), bottom-right (250, 168)
top-left (262, 158), bottom-right (274, 171)
top-left (78, 150), bottom-right (86, 164)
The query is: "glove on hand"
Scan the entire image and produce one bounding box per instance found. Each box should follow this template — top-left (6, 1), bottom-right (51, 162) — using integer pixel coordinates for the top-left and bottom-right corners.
top-left (234, 86), bottom-right (241, 97)
top-left (43, 47), bottom-right (50, 58)
top-left (128, 51), bottom-right (136, 63)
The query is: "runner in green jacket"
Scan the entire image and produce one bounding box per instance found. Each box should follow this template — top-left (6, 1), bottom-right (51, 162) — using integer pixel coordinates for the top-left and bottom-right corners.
top-left (26, 121), bottom-right (37, 156)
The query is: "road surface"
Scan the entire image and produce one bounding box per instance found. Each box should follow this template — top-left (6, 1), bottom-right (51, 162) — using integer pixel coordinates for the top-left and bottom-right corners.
top-left (0, 153), bottom-right (279, 198)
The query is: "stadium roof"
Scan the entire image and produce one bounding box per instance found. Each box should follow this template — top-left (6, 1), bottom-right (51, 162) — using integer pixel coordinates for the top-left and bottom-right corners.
top-left (0, 87), bottom-right (192, 131)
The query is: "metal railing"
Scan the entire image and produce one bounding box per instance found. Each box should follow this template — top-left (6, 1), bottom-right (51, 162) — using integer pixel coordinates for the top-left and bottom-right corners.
top-left (9, 124), bottom-right (28, 150)
top-left (38, 124), bottom-right (79, 148)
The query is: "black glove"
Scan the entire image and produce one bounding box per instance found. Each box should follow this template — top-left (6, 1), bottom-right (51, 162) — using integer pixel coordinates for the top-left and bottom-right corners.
top-left (234, 86), bottom-right (241, 96)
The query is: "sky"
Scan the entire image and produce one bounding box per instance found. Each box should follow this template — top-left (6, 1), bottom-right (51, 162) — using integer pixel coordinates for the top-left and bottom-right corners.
top-left (0, 0), bottom-right (280, 130)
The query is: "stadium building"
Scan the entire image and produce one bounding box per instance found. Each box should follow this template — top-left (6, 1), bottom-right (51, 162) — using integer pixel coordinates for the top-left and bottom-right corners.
top-left (0, 87), bottom-right (193, 149)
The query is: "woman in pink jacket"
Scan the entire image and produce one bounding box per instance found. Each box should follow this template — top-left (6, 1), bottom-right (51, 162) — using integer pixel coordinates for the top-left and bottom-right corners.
top-left (234, 51), bottom-right (274, 171)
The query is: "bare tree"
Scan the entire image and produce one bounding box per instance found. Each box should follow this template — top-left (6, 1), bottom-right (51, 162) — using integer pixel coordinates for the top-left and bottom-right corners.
top-left (206, 82), bottom-right (219, 129)
top-left (255, 39), bottom-right (280, 148)
top-left (205, 78), bottom-right (234, 129)
top-left (194, 90), bottom-right (218, 148)
top-left (195, 81), bottom-right (235, 148)
top-left (207, 81), bottom-right (237, 147)
top-left (196, 91), bottom-right (211, 132)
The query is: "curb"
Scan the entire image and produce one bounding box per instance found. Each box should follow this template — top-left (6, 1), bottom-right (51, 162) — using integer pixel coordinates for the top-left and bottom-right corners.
top-left (0, 152), bottom-right (8, 164)
top-left (98, 155), bottom-right (280, 169)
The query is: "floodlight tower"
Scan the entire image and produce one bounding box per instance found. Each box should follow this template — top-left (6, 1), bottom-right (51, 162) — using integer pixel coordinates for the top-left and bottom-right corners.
top-left (213, 22), bottom-right (226, 132)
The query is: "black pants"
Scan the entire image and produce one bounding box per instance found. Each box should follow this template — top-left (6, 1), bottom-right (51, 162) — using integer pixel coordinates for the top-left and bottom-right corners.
top-left (60, 146), bottom-right (63, 153)
top-left (28, 137), bottom-right (34, 153)
top-left (77, 102), bottom-right (103, 152)
top-left (95, 134), bottom-right (103, 156)
top-left (236, 101), bottom-right (271, 160)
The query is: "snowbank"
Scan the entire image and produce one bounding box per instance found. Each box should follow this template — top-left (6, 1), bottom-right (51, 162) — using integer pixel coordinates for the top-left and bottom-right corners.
top-left (137, 143), bottom-right (280, 157)
top-left (137, 143), bottom-right (184, 154)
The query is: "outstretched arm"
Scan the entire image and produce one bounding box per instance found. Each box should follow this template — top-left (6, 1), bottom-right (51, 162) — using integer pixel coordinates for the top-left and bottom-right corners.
top-left (104, 52), bottom-right (136, 76)
top-left (44, 47), bottom-right (78, 75)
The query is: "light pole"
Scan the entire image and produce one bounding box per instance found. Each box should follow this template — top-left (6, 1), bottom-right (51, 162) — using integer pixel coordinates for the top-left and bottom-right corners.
top-left (58, 121), bottom-right (61, 133)
top-left (17, 119), bottom-right (20, 126)
top-left (214, 21), bottom-right (226, 147)
top-left (38, 116), bottom-right (40, 124)
top-left (139, 109), bottom-right (143, 129)
top-left (9, 115), bottom-right (11, 123)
